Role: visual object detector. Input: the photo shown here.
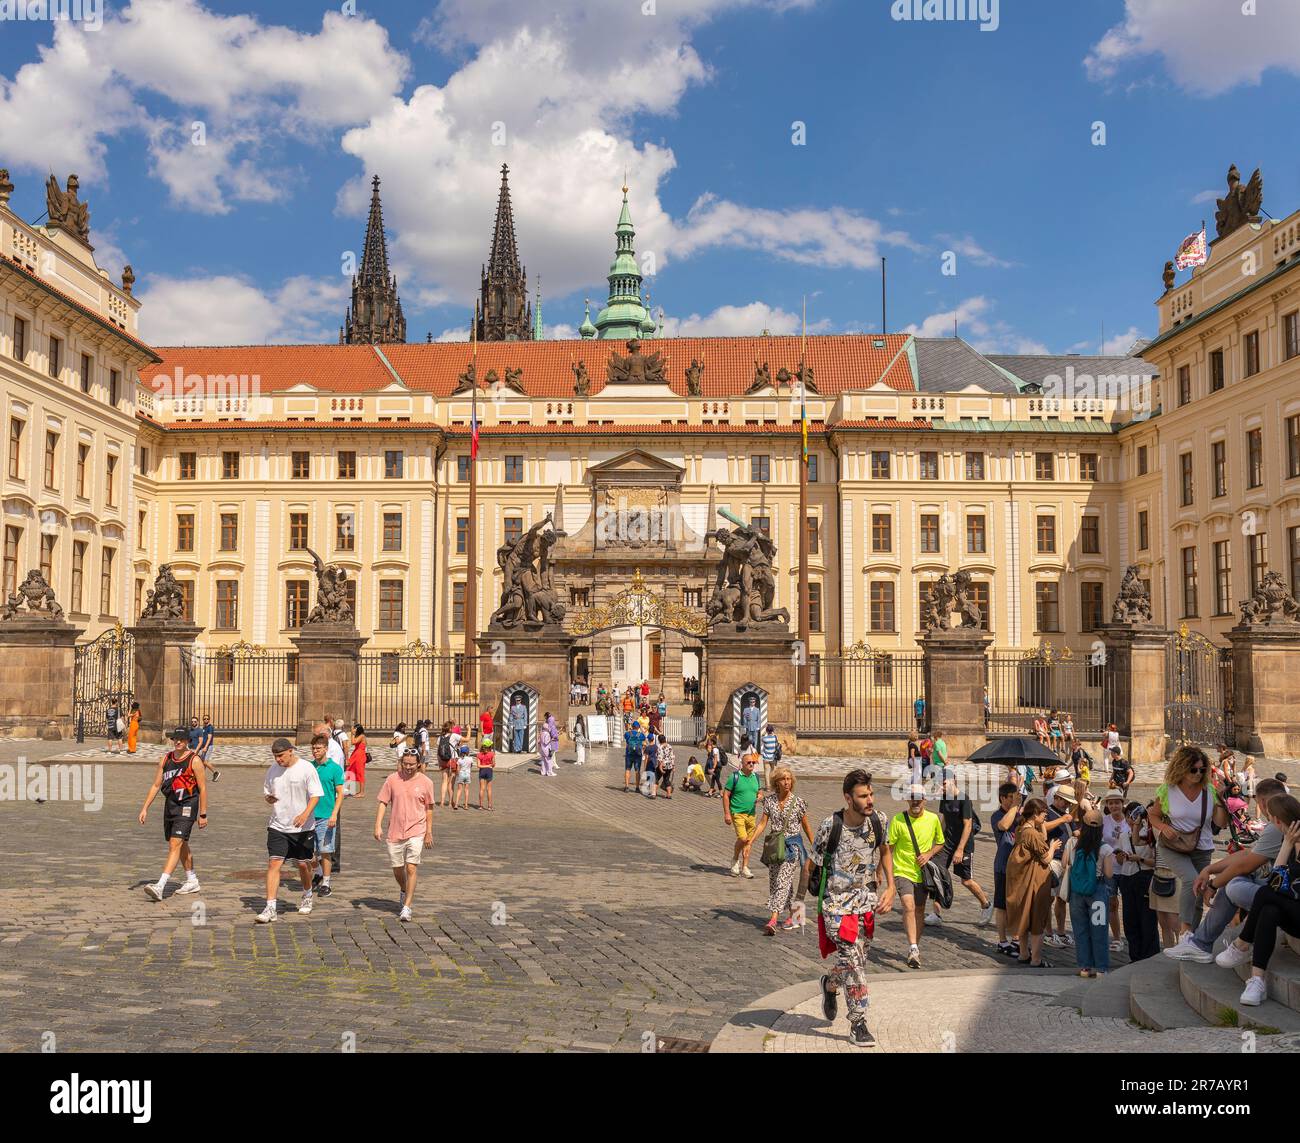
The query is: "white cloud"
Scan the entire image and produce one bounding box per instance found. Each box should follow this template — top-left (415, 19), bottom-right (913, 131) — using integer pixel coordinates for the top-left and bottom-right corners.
top-left (905, 297), bottom-right (1049, 355)
top-left (138, 273), bottom-right (347, 345)
top-left (1085, 0), bottom-right (1300, 95)
top-left (936, 234), bottom-right (1016, 269)
top-left (659, 302), bottom-right (832, 338)
top-left (904, 297), bottom-right (992, 339)
top-left (1190, 189), bottom-right (1219, 205)
top-left (545, 323), bottom-right (578, 340)
top-left (1101, 327), bottom-right (1147, 356)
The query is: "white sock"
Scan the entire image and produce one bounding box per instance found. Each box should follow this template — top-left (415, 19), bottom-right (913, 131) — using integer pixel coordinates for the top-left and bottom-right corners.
top-left (322, 875), bottom-right (331, 887)
top-left (154, 874), bottom-right (169, 891)
top-left (266, 899), bottom-right (277, 910)
top-left (185, 870), bottom-right (197, 882)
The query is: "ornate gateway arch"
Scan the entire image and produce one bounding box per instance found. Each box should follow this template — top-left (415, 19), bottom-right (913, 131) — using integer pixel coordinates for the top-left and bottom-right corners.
top-left (568, 570), bottom-right (709, 638)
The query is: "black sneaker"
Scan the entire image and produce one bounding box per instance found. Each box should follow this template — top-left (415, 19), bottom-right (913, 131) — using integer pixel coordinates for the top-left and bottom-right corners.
top-left (820, 975), bottom-right (837, 1022)
top-left (848, 1022), bottom-right (876, 1048)
top-left (311, 873), bottom-right (322, 890)
top-left (318, 884), bottom-right (332, 898)
top-left (210, 769), bottom-right (221, 782)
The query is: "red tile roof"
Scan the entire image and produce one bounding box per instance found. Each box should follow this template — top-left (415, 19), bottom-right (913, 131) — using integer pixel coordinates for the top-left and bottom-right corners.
top-left (144, 334), bottom-right (916, 400)
top-left (832, 419), bottom-right (933, 430)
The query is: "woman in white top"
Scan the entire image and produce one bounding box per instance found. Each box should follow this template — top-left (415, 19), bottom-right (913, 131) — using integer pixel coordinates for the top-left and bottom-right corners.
top-left (1146, 746), bottom-right (1229, 942)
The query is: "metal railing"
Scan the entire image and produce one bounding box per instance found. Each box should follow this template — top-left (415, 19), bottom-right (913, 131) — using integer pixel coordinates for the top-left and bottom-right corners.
top-left (179, 646), bottom-right (297, 736)
top-left (796, 648), bottom-right (925, 737)
top-left (355, 651), bottom-right (481, 736)
top-left (986, 646), bottom-right (1114, 737)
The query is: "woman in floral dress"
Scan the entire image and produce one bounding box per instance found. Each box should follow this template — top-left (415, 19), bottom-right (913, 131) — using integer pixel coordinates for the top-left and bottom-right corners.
top-left (752, 766), bottom-right (815, 935)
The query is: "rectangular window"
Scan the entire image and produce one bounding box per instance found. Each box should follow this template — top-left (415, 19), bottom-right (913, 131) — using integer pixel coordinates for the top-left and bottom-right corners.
top-left (80, 353), bottom-right (92, 394)
top-left (1035, 452), bottom-right (1055, 481)
top-left (807, 454), bottom-right (819, 482)
top-left (1244, 330), bottom-right (1260, 377)
top-left (9, 417), bottom-right (23, 479)
top-left (1214, 540), bottom-right (1232, 616)
top-left (1212, 441), bottom-right (1227, 498)
top-left (571, 587), bottom-right (591, 608)
top-left (176, 580), bottom-right (194, 624)
top-left (222, 451), bottom-right (240, 480)
top-left (3, 525), bottom-right (20, 598)
top-left (1210, 349), bottom-right (1225, 392)
top-left (48, 335), bottom-right (61, 379)
top-left (967, 580), bottom-right (991, 632)
top-left (503, 517), bottom-right (523, 550)
top-left (1182, 547), bottom-right (1199, 618)
top-left (77, 443), bottom-right (89, 497)
top-left (806, 516), bottom-right (819, 556)
top-left (286, 654), bottom-right (300, 684)
top-left (1036, 514), bottom-right (1056, 554)
top-left (1138, 510), bottom-right (1149, 551)
top-left (379, 580), bottom-right (404, 630)
top-left (966, 514), bottom-right (986, 554)
top-left (382, 511), bottom-right (403, 551)
top-left (919, 451), bottom-right (939, 480)
top-left (384, 450), bottom-right (404, 479)
top-left (289, 512), bottom-right (308, 550)
top-left (1081, 516), bottom-right (1100, 555)
top-left (336, 512), bottom-right (355, 551)
top-left (343, 580), bottom-right (356, 618)
top-left (807, 582), bottom-right (822, 633)
top-left (1286, 312), bottom-right (1300, 362)
top-left (176, 513), bottom-right (194, 551)
top-left (1180, 453), bottom-right (1194, 506)
top-left (99, 547), bottom-right (115, 616)
top-left (920, 513), bottom-right (940, 554)
top-left (219, 512), bottom-right (238, 550)
top-left (1247, 428), bottom-right (1263, 489)
top-left (104, 455), bottom-right (116, 507)
top-left (71, 540), bottom-right (85, 613)
top-left (44, 431), bottom-right (58, 489)
top-left (965, 452), bottom-right (985, 481)
top-left (1177, 364), bottom-right (1191, 406)
top-left (1137, 445), bottom-right (1148, 476)
top-left (456, 455), bottom-right (470, 482)
top-left (1289, 415), bottom-right (1300, 479)
top-left (337, 451), bottom-right (356, 479)
top-left (1035, 583), bottom-right (1060, 632)
top-left (504, 455), bottom-right (524, 483)
top-left (750, 514), bottom-right (771, 538)
top-left (1248, 532), bottom-right (1269, 593)
top-left (869, 582), bottom-right (895, 633)
top-left (285, 580), bottom-right (309, 629)
top-left (291, 451), bottom-right (309, 480)
top-left (1290, 527), bottom-right (1300, 599)
top-left (456, 516), bottom-right (468, 555)
top-left (109, 368), bottom-right (120, 406)
top-left (379, 653), bottom-right (400, 686)
top-left (13, 316), bottom-right (26, 362)
top-left (871, 513), bottom-right (892, 553)
top-left (682, 588), bottom-right (702, 608)
top-left (452, 583), bottom-right (465, 632)
top-left (134, 577), bottom-right (143, 620)
top-left (138, 447), bottom-right (149, 475)
top-left (137, 509), bottom-right (146, 549)
top-left (1081, 582), bottom-right (1105, 632)
top-left (871, 451), bottom-right (891, 480)
top-left (751, 455), bottom-right (770, 483)
top-left (1080, 453), bottom-right (1098, 481)
top-left (179, 452), bottom-right (196, 480)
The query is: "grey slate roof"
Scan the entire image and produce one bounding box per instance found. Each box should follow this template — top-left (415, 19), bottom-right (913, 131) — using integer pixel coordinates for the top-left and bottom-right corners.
top-left (987, 353), bottom-right (1157, 390)
top-left (913, 338), bottom-right (1022, 395)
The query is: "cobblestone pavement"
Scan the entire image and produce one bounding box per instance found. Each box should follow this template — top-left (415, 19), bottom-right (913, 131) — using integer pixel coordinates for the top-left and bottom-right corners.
top-left (0, 745), bottom-right (1293, 1053)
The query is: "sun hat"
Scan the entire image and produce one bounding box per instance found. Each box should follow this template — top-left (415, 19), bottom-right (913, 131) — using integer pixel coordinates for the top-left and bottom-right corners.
top-left (1055, 785), bottom-right (1078, 805)
top-left (1081, 807), bottom-right (1103, 827)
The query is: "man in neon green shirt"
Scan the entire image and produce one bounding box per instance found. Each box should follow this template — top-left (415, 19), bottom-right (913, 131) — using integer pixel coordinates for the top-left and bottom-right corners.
top-left (887, 786), bottom-right (945, 968)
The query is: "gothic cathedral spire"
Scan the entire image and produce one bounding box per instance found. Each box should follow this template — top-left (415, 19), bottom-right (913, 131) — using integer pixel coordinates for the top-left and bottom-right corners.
top-left (473, 164), bottom-right (533, 341)
top-left (340, 175), bottom-right (406, 345)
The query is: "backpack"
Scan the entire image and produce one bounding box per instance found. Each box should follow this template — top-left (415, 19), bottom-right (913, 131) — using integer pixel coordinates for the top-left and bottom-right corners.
top-left (1069, 845), bottom-right (1100, 897)
top-left (437, 735), bottom-right (453, 763)
top-left (810, 810), bottom-right (885, 910)
top-left (715, 743), bottom-right (729, 768)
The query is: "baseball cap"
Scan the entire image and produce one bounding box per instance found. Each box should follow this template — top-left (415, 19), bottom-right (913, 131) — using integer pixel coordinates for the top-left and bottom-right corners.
top-left (169, 727), bottom-right (188, 742)
top-left (271, 737), bottom-right (294, 754)
top-left (907, 785), bottom-right (926, 802)
top-left (1054, 785), bottom-right (1077, 805)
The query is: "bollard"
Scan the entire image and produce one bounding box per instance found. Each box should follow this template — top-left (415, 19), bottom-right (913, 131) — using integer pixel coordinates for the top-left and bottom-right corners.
top-left (76, 712), bottom-right (84, 745)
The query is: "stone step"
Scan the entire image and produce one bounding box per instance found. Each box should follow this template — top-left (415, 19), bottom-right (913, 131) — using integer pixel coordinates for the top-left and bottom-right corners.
top-left (1050, 960), bottom-right (1135, 1019)
top-left (1178, 960), bottom-right (1300, 1033)
top-left (1128, 955), bottom-right (1209, 1031)
top-left (1285, 931), bottom-right (1300, 958)
top-left (1230, 941), bottom-right (1300, 1012)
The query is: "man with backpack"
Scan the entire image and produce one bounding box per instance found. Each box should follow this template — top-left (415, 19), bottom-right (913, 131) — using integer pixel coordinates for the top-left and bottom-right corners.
top-left (886, 786), bottom-right (946, 968)
top-left (926, 771), bottom-right (995, 928)
top-left (810, 769), bottom-right (895, 1048)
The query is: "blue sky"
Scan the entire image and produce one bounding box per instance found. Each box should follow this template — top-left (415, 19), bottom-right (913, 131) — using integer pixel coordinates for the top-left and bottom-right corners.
top-left (1, 0), bottom-right (1297, 351)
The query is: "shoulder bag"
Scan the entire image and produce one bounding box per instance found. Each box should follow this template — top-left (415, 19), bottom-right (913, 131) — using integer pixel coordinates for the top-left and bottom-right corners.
top-left (1161, 788), bottom-right (1208, 855)
top-left (904, 812), bottom-right (953, 908)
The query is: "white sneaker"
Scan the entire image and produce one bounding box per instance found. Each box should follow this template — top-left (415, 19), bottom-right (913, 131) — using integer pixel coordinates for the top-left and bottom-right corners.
top-left (1239, 976), bottom-right (1267, 1007)
top-left (175, 879), bottom-right (202, 895)
top-left (742, 866), bottom-right (754, 879)
top-left (730, 860), bottom-right (742, 877)
top-left (399, 905), bottom-right (412, 922)
top-left (1215, 942), bottom-right (1253, 969)
top-left (1164, 934), bottom-right (1214, 963)
top-left (298, 893), bottom-right (313, 914)
top-left (925, 911), bottom-right (942, 926)
top-left (978, 903), bottom-right (995, 927)
top-left (255, 906), bottom-right (276, 924)
top-left (144, 883), bottom-right (163, 902)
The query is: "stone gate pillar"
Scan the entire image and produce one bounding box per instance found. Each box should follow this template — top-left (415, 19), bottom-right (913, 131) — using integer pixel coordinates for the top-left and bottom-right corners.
top-left (919, 628), bottom-right (993, 759)
top-left (1228, 608), bottom-right (1300, 757)
top-left (0, 608), bottom-right (83, 739)
top-left (705, 625), bottom-right (797, 749)
top-left (290, 623), bottom-right (366, 745)
top-left (1096, 623), bottom-right (1168, 764)
top-left (477, 623), bottom-right (575, 747)
top-left (131, 618), bottom-right (203, 737)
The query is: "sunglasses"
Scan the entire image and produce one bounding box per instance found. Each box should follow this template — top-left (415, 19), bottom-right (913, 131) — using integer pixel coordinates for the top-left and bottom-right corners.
top-left (1189, 766), bottom-right (1206, 775)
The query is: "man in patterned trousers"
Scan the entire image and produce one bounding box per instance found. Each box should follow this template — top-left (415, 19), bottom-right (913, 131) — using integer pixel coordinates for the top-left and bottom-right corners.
top-left (809, 769), bottom-right (896, 1048)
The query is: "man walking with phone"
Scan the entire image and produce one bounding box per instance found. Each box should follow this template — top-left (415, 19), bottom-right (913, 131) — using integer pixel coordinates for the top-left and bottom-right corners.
top-left (257, 738), bottom-right (323, 923)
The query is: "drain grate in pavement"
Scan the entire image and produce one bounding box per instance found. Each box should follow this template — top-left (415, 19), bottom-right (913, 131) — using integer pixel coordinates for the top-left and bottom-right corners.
top-left (653, 1035), bottom-right (711, 1053)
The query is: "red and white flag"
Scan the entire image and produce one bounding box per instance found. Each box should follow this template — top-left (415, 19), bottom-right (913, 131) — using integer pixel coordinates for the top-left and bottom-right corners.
top-left (1175, 227), bottom-right (1208, 270)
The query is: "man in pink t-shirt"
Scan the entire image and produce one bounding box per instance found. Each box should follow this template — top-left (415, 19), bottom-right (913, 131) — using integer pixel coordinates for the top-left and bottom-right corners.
top-left (374, 752), bottom-right (436, 922)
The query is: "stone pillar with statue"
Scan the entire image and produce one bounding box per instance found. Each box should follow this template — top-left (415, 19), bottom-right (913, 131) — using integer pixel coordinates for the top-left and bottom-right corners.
top-left (130, 565), bottom-right (203, 738)
top-left (0, 570), bottom-right (82, 739)
top-left (1228, 571), bottom-right (1300, 757)
top-left (1094, 565), bottom-right (1168, 764)
top-left (289, 549), bottom-right (366, 744)
top-left (917, 571), bottom-right (992, 759)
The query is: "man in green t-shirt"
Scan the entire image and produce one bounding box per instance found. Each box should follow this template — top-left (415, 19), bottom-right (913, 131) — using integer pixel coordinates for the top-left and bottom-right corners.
top-left (886, 786), bottom-right (945, 968)
top-left (723, 754), bottom-right (762, 879)
top-left (309, 733), bottom-right (347, 901)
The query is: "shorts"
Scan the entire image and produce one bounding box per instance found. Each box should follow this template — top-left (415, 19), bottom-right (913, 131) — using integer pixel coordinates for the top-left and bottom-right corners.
top-left (313, 819), bottom-right (337, 855)
top-left (479, 768), bottom-right (494, 783)
top-left (107, 727), bottom-right (123, 742)
top-left (895, 874), bottom-right (930, 909)
top-left (455, 774), bottom-right (470, 786)
top-left (624, 754), bottom-right (641, 773)
top-left (267, 828), bottom-right (315, 862)
top-left (993, 868), bottom-right (1007, 911)
top-left (164, 800), bottom-right (198, 842)
top-left (387, 836), bottom-right (425, 867)
top-left (731, 813), bottom-right (757, 841)
top-left (942, 842), bottom-right (973, 883)
top-left (659, 770), bottom-right (674, 789)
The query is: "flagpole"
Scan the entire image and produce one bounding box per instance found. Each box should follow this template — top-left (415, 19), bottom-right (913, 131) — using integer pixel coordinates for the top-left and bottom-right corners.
top-left (464, 315), bottom-right (479, 704)
top-left (797, 297), bottom-right (811, 702)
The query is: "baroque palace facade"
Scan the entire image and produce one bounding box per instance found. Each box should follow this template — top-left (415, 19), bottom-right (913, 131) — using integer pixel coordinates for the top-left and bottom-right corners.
top-left (4, 168), bottom-right (1300, 701)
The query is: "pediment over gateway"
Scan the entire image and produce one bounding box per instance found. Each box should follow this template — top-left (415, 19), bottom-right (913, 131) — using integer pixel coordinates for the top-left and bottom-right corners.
top-left (585, 449), bottom-right (685, 486)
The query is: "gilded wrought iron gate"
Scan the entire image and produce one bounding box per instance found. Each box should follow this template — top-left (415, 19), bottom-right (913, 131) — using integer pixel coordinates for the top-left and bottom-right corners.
top-left (1164, 624), bottom-right (1230, 748)
top-left (72, 622), bottom-right (134, 739)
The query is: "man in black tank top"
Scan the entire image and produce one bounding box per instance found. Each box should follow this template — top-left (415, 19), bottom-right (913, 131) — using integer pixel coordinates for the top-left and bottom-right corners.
top-left (138, 727), bottom-right (209, 901)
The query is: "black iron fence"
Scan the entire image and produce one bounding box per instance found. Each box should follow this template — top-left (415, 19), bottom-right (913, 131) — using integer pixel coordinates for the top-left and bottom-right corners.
top-left (178, 645), bottom-right (298, 736)
top-left (1164, 628), bottom-right (1232, 748)
top-left (986, 645), bottom-right (1114, 737)
top-left (796, 647), bottom-right (924, 737)
top-left (356, 650), bottom-right (481, 737)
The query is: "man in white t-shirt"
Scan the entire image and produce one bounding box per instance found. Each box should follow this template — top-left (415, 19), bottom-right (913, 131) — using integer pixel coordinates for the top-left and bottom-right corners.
top-left (257, 737), bottom-right (324, 924)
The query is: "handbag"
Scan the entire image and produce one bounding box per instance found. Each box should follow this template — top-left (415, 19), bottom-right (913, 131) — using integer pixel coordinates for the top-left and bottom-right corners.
top-left (760, 799), bottom-right (791, 867)
top-left (904, 812), bottom-right (953, 908)
top-left (1151, 869), bottom-right (1178, 898)
top-left (1161, 788), bottom-right (1208, 855)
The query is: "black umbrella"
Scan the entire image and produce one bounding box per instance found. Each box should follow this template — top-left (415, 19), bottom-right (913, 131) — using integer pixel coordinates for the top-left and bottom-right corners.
top-left (966, 737), bottom-right (1061, 764)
